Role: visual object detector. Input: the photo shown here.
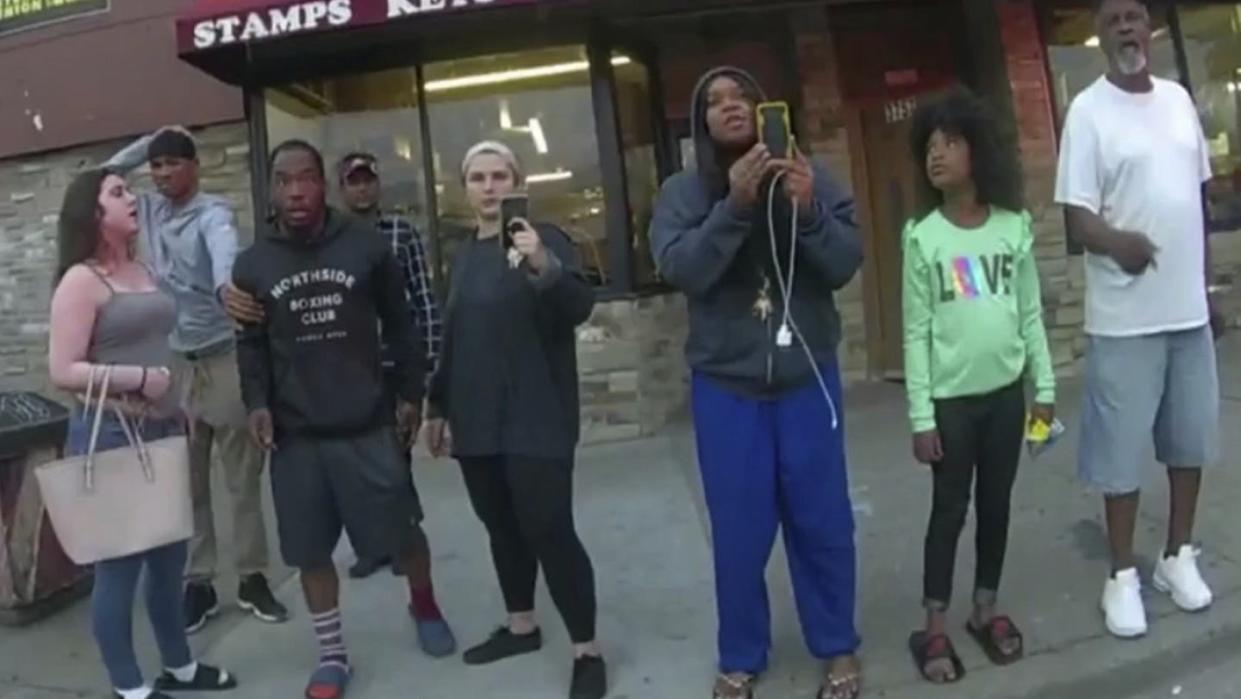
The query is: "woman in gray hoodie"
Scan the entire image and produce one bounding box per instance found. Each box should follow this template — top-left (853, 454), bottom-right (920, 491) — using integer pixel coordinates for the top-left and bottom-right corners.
top-left (649, 67), bottom-right (864, 699)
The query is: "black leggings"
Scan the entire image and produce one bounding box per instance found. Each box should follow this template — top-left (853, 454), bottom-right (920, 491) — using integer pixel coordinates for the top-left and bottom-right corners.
top-left (459, 455), bottom-right (597, 643)
top-left (923, 381), bottom-right (1025, 611)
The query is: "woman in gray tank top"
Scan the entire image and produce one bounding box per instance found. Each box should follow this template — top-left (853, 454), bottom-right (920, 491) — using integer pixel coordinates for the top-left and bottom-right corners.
top-left (47, 168), bottom-right (237, 699)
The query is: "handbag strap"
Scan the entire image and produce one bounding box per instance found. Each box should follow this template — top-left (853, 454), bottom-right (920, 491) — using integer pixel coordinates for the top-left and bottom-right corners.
top-left (83, 365), bottom-right (110, 491)
top-left (111, 401), bottom-right (155, 483)
top-left (82, 366), bottom-right (155, 490)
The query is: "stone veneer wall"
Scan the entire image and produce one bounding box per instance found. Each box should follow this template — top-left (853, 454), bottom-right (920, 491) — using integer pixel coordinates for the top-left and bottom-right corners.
top-left (791, 7), bottom-right (869, 381)
top-left (577, 293), bottom-right (690, 444)
top-left (0, 122), bottom-right (256, 398)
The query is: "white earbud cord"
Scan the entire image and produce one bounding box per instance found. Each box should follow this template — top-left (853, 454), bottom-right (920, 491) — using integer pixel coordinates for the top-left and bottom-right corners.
top-left (767, 172), bottom-right (839, 430)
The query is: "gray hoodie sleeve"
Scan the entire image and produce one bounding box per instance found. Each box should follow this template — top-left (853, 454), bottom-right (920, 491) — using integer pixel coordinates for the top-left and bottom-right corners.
top-left (201, 203), bottom-right (240, 294)
top-left (649, 174), bottom-right (753, 297)
top-left (104, 133), bottom-right (155, 174)
top-left (795, 162), bottom-right (864, 290)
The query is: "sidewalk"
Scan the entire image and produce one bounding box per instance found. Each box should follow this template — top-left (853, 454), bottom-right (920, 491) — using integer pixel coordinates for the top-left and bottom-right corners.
top-left (1, 338), bottom-right (1238, 699)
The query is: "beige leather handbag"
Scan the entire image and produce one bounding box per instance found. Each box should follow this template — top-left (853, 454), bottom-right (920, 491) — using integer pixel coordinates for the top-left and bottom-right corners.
top-left (35, 366), bottom-right (192, 565)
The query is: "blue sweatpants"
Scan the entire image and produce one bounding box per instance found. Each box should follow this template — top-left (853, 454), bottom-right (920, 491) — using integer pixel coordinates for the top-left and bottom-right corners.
top-left (691, 365), bottom-right (859, 674)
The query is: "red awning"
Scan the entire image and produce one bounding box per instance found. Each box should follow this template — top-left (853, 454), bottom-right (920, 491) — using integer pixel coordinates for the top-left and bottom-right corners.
top-left (176, 0), bottom-right (542, 55)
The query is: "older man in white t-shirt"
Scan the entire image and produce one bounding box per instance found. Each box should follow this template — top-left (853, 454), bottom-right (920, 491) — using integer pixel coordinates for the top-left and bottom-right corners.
top-left (1055, 0), bottom-right (1222, 640)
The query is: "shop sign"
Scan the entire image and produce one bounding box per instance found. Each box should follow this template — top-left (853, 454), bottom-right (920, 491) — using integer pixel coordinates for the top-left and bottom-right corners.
top-left (0, 0), bottom-right (107, 37)
top-left (885, 97), bottom-right (916, 124)
top-left (188, 0), bottom-right (523, 51)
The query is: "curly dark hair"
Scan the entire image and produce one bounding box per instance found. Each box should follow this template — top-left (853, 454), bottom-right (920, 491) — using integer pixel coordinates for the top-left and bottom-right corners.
top-left (909, 88), bottom-right (1024, 220)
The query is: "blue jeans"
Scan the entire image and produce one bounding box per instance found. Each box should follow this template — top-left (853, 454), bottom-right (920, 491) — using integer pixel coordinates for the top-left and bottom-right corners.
top-left (691, 365), bottom-right (859, 674)
top-left (65, 409), bottom-right (192, 691)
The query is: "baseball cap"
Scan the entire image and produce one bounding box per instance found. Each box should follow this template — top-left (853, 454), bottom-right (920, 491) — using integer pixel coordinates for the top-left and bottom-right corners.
top-left (338, 152), bottom-right (379, 179)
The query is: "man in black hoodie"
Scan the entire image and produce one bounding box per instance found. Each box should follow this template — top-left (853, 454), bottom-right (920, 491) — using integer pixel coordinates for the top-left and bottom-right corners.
top-left (233, 140), bottom-right (451, 699)
top-left (650, 68), bottom-right (864, 699)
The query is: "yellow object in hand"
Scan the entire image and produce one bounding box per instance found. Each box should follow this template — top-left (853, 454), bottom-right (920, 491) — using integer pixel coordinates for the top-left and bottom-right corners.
top-left (1026, 415), bottom-right (1051, 443)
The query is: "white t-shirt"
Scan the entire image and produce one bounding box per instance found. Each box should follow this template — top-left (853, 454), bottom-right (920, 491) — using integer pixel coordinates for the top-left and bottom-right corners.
top-left (1054, 76), bottom-right (1211, 337)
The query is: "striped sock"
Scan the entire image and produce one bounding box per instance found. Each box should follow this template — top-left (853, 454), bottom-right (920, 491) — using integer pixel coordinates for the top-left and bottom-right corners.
top-left (311, 608), bottom-right (350, 669)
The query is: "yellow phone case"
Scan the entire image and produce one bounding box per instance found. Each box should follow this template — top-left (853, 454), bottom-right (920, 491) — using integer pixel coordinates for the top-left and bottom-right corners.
top-left (756, 101), bottom-right (792, 159)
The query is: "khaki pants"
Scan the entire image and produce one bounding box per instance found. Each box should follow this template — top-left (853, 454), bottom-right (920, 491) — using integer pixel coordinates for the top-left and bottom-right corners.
top-left (174, 347), bottom-right (269, 583)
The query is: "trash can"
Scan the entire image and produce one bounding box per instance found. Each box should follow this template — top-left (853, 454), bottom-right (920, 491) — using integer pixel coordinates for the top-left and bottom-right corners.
top-left (0, 391), bottom-right (90, 626)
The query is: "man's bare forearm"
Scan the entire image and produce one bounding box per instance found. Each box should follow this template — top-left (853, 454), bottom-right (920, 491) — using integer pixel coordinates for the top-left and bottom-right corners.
top-left (1202, 187), bottom-right (1214, 290)
top-left (1065, 205), bottom-right (1120, 257)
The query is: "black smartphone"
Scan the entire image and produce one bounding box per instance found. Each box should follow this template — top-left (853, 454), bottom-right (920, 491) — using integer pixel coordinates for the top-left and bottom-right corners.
top-left (500, 194), bottom-right (529, 250)
top-left (756, 101), bottom-right (792, 160)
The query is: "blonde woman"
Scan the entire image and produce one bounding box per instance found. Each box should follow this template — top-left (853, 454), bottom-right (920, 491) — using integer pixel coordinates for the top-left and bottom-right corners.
top-left (425, 141), bottom-right (605, 699)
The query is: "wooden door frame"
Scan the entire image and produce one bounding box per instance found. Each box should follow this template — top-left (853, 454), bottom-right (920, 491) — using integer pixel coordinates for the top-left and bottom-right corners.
top-left (845, 104), bottom-right (887, 381)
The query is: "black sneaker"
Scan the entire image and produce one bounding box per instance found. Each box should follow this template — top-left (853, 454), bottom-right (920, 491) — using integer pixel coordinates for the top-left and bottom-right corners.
top-left (238, 573), bottom-right (289, 623)
top-left (569, 655), bottom-right (607, 699)
top-left (348, 555), bottom-right (392, 579)
top-left (184, 582), bottom-right (219, 634)
top-left (462, 626), bottom-right (542, 665)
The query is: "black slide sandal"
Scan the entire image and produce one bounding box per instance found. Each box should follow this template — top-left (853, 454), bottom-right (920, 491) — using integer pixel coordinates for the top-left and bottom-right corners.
top-left (966, 615), bottom-right (1025, 666)
top-left (153, 663), bottom-right (238, 691)
top-left (909, 630), bottom-right (966, 684)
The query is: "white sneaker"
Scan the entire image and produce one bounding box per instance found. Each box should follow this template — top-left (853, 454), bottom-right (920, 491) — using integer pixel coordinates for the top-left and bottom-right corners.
top-left (1101, 568), bottom-right (1148, 638)
top-left (1153, 545), bottom-right (1213, 612)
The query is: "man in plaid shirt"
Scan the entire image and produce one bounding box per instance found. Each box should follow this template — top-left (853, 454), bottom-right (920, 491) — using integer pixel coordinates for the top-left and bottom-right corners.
top-left (337, 152), bottom-right (444, 580)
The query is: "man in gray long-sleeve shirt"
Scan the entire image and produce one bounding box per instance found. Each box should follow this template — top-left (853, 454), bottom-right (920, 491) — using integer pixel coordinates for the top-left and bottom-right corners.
top-left (107, 128), bottom-right (289, 632)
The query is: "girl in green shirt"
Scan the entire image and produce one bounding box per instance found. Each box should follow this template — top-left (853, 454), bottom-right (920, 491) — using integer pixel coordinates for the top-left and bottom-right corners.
top-left (902, 90), bottom-right (1055, 684)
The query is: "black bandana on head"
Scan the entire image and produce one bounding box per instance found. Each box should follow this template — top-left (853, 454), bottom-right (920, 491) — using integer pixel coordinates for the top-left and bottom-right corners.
top-left (147, 131), bottom-right (197, 162)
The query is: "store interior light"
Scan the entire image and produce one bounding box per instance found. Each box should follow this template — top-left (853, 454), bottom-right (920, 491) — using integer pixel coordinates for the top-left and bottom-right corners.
top-left (426, 56), bottom-right (631, 93)
top-left (394, 137), bottom-right (413, 161)
top-left (498, 102), bottom-right (551, 154)
top-left (527, 170), bottom-right (573, 184)
top-left (529, 118), bottom-right (549, 154)
top-left (1084, 35), bottom-right (1100, 47)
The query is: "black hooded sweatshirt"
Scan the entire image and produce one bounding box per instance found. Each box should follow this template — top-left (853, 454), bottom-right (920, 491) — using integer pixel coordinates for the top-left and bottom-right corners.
top-left (233, 208), bottom-right (424, 438)
top-left (649, 66), bottom-right (864, 398)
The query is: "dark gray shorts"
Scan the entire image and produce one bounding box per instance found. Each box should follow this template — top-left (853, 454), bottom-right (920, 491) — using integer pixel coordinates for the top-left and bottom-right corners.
top-left (270, 426), bottom-right (422, 570)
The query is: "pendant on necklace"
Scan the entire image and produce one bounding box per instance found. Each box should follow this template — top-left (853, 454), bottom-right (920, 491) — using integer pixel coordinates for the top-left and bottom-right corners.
top-left (753, 276), bottom-right (773, 321)
top-left (507, 248), bottom-right (523, 269)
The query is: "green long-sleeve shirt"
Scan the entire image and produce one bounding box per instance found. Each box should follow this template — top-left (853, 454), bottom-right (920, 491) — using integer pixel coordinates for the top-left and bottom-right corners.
top-left (902, 208), bottom-right (1055, 433)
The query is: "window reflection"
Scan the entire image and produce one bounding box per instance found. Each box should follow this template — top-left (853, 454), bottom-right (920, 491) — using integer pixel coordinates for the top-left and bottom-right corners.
top-left (424, 46), bottom-right (610, 285)
top-left (613, 52), bottom-right (661, 286)
top-left (1179, 4), bottom-right (1241, 232)
top-left (1042, 5), bottom-right (1178, 124)
top-left (264, 71), bottom-right (429, 236)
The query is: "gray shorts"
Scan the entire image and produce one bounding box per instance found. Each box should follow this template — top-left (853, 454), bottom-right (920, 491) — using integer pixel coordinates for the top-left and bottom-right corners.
top-left (1078, 325), bottom-right (1220, 495)
top-left (270, 426), bottom-right (422, 569)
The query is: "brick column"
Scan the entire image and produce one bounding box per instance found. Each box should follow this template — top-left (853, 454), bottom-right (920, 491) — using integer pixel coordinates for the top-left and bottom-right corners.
top-left (790, 8), bottom-right (869, 379)
top-left (995, 0), bottom-right (1087, 369)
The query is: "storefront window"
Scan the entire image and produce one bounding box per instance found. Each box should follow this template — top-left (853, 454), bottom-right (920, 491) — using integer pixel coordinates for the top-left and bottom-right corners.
top-left (613, 52), bottom-right (661, 286)
top-left (424, 46), bottom-right (610, 285)
top-left (262, 42), bottom-right (662, 293)
top-left (1042, 4), bottom-right (1179, 123)
top-left (264, 70), bottom-right (430, 238)
top-left (1179, 4), bottom-right (1241, 232)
